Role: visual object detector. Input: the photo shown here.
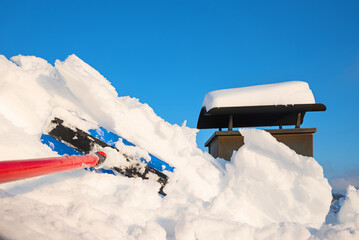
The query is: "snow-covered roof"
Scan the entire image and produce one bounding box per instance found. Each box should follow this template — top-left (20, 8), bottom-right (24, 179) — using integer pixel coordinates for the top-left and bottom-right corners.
top-left (202, 81), bottom-right (315, 111)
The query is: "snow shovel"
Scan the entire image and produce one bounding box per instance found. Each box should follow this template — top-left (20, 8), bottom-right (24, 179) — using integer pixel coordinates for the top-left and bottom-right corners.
top-left (41, 116), bottom-right (170, 195)
top-left (0, 152), bottom-right (106, 184)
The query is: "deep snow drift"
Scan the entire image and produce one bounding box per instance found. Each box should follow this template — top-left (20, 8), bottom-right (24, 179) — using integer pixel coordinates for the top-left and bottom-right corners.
top-left (0, 54), bottom-right (358, 239)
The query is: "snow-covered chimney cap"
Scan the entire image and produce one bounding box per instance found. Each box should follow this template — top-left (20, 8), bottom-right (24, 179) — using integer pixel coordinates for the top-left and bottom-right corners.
top-left (197, 81), bottom-right (326, 129)
top-left (202, 81), bottom-right (315, 111)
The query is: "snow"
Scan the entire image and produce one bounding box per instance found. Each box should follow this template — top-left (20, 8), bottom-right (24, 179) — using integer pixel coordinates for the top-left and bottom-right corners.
top-left (338, 186), bottom-right (359, 228)
top-left (0, 54), bottom-right (358, 239)
top-left (202, 81), bottom-right (316, 111)
top-left (210, 128), bottom-right (332, 229)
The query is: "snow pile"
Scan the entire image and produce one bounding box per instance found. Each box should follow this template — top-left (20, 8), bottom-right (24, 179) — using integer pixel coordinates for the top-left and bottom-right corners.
top-left (338, 186), bottom-right (359, 228)
top-left (203, 81), bottom-right (315, 111)
top-left (0, 54), bottom-right (357, 239)
top-left (210, 129), bottom-right (331, 228)
top-left (316, 186), bottom-right (359, 240)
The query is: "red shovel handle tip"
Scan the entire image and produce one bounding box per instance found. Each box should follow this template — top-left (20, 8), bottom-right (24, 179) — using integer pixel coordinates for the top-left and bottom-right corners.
top-left (95, 151), bottom-right (107, 166)
top-left (96, 151), bottom-right (106, 158)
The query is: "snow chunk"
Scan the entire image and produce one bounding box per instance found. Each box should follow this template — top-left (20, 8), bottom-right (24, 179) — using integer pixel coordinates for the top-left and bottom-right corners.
top-left (210, 128), bottom-right (332, 228)
top-left (203, 81), bottom-right (315, 111)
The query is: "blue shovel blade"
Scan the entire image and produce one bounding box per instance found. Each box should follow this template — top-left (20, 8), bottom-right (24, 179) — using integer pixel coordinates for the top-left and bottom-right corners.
top-left (88, 127), bottom-right (174, 172)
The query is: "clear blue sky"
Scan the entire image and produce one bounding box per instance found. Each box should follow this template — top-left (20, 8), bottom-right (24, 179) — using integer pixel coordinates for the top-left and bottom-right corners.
top-left (1, 0), bottom-right (358, 179)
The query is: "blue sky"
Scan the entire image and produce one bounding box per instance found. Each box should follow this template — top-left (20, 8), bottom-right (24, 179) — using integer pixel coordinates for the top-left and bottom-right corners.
top-left (1, 0), bottom-right (358, 179)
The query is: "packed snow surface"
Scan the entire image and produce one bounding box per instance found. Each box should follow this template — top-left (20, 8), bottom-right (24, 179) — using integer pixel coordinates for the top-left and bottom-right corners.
top-left (202, 81), bottom-right (315, 111)
top-left (0, 54), bottom-right (358, 239)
